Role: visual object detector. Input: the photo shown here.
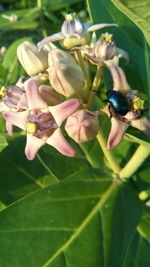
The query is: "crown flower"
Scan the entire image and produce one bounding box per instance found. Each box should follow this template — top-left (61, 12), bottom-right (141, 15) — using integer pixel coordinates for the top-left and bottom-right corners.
top-left (101, 66), bottom-right (150, 149)
top-left (3, 80), bottom-right (81, 160)
top-left (38, 13), bottom-right (117, 50)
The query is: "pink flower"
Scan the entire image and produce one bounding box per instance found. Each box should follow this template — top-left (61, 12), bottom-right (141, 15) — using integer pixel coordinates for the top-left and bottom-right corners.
top-left (101, 66), bottom-right (150, 149)
top-left (3, 80), bottom-right (81, 160)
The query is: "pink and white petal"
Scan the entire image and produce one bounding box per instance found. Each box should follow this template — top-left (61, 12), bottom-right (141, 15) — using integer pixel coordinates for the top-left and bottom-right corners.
top-left (107, 117), bottom-right (129, 149)
top-left (25, 134), bottom-right (46, 160)
top-left (18, 93), bottom-right (28, 109)
top-left (6, 121), bottom-right (13, 136)
top-left (3, 110), bottom-right (28, 130)
top-left (46, 128), bottom-right (75, 157)
top-left (26, 80), bottom-right (48, 110)
top-left (38, 32), bottom-right (64, 51)
top-left (131, 117), bottom-right (150, 137)
top-left (87, 23), bottom-right (118, 32)
top-left (0, 102), bottom-right (10, 112)
top-left (49, 99), bottom-right (81, 126)
top-left (16, 76), bottom-right (25, 87)
top-left (108, 65), bottom-right (130, 93)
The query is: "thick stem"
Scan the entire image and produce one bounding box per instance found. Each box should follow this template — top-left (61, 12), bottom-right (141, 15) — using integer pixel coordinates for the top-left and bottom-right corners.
top-left (75, 51), bottom-right (91, 101)
top-left (86, 64), bottom-right (103, 110)
top-left (97, 131), bottom-right (121, 175)
top-left (37, 0), bottom-right (42, 8)
top-left (119, 144), bottom-right (150, 179)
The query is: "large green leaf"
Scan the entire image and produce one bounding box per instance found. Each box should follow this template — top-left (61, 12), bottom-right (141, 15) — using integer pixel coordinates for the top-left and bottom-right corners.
top-left (0, 135), bottom-right (89, 206)
top-left (0, 172), bottom-right (141, 266)
top-left (138, 205), bottom-right (150, 242)
top-left (124, 231), bottom-right (150, 266)
top-left (111, 0), bottom-right (150, 46)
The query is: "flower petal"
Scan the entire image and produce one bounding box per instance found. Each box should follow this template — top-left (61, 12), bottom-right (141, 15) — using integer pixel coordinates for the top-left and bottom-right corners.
top-left (26, 80), bottom-right (48, 110)
top-left (46, 128), bottom-right (75, 157)
top-left (6, 121), bottom-right (13, 136)
top-left (0, 102), bottom-right (10, 112)
top-left (3, 111), bottom-right (28, 130)
top-left (17, 93), bottom-right (28, 109)
top-left (49, 99), bottom-right (81, 126)
top-left (108, 65), bottom-right (131, 93)
top-left (131, 116), bottom-right (150, 137)
top-left (39, 85), bottom-right (63, 106)
top-left (25, 134), bottom-right (46, 160)
top-left (87, 23), bottom-right (118, 32)
top-left (107, 117), bottom-right (129, 149)
top-left (38, 33), bottom-right (64, 51)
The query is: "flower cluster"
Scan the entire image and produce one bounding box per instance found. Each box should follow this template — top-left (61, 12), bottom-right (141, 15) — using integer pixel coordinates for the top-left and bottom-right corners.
top-left (0, 13), bottom-right (150, 160)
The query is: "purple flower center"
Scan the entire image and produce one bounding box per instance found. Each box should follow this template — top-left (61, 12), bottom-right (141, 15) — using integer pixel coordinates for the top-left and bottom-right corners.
top-left (27, 111), bottom-right (57, 138)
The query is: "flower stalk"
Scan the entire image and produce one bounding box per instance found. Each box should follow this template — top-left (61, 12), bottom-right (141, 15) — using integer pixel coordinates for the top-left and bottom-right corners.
top-left (119, 144), bottom-right (150, 180)
top-left (87, 64), bottom-right (103, 109)
top-left (75, 50), bottom-right (91, 102)
top-left (96, 130), bottom-right (121, 175)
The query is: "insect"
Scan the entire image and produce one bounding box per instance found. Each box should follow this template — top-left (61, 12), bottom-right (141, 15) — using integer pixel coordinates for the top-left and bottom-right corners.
top-left (103, 89), bottom-right (129, 117)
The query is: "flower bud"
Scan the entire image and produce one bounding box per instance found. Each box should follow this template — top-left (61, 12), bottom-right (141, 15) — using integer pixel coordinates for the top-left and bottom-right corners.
top-left (17, 41), bottom-right (48, 76)
top-left (65, 110), bottom-right (99, 143)
top-left (48, 63), bottom-right (84, 97)
top-left (48, 48), bottom-right (75, 67)
top-left (95, 33), bottom-right (116, 59)
top-left (38, 85), bottom-right (63, 106)
top-left (48, 49), bottom-right (84, 97)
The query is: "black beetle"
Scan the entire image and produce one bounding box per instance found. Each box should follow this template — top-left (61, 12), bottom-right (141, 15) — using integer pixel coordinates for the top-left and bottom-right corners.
top-left (103, 90), bottom-right (129, 117)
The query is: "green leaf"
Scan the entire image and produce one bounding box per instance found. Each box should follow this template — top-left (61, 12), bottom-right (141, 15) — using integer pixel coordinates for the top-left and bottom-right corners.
top-left (0, 173), bottom-right (141, 266)
top-left (0, 136), bottom-right (59, 206)
top-left (0, 134), bottom-right (8, 152)
top-left (138, 205), bottom-right (150, 242)
top-left (0, 135), bottom-right (90, 206)
top-left (2, 37), bottom-right (32, 85)
top-left (43, 0), bottom-right (83, 11)
top-left (0, 8), bottom-right (40, 30)
top-left (124, 231), bottom-right (150, 266)
top-left (111, 0), bottom-right (150, 46)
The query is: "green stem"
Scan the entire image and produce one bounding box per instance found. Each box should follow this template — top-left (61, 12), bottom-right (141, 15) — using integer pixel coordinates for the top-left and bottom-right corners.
top-left (119, 144), bottom-right (150, 180)
top-left (86, 64), bottom-right (103, 110)
top-left (75, 51), bottom-right (91, 102)
top-left (96, 131), bottom-right (121, 175)
top-left (144, 40), bottom-right (150, 118)
top-left (37, 0), bottom-right (42, 8)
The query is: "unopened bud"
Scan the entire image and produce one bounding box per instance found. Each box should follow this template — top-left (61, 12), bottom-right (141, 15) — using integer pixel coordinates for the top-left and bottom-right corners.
top-left (38, 85), bottom-right (63, 106)
top-left (48, 49), bottom-right (84, 97)
top-left (65, 110), bottom-right (99, 143)
top-left (48, 48), bottom-right (75, 67)
top-left (48, 63), bottom-right (84, 97)
top-left (17, 41), bottom-right (48, 76)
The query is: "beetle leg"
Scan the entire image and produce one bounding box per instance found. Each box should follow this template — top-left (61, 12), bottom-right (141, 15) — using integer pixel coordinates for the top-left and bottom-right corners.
top-left (108, 104), bottom-right (112, 118)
